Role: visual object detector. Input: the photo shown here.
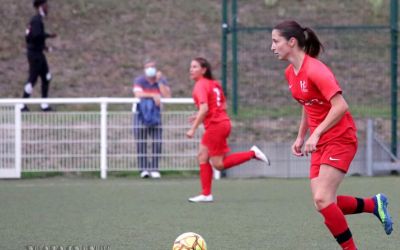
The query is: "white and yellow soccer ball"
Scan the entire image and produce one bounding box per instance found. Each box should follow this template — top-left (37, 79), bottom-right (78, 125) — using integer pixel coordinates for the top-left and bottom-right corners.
top-left (172, 232), bottom-right (207, 250)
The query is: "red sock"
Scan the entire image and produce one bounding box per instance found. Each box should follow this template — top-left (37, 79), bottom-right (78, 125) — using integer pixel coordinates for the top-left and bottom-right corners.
top-left (337, 195), bottom-right (375, 214)
top-left (223, 151), bottom-right (255, 169)
top-left (200, 163), bottom-right (213, 195)
top-left (319, 203), bottom-right (357, 250)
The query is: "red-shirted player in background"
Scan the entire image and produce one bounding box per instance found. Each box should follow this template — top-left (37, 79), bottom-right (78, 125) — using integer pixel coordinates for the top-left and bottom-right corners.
top-left (186, 57), bottom-right (270, 203)
top-left (271, 20), bottom-right (393, 250)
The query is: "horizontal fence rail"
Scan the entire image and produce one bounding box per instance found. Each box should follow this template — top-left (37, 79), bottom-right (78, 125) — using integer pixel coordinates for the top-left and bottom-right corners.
top-left (0, 98), bottom-right (198, 179)
top-left (0, 98), bottom-right (399, 179)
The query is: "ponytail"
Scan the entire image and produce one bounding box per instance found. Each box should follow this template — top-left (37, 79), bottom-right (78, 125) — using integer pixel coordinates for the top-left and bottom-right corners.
top-left (273, 21), bottom-right (324, 58)
top-left (303, 27), bottom-right (324, 58)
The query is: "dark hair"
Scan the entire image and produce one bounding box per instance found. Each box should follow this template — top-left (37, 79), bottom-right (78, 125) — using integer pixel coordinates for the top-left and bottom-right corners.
top-left (143, 58), bottom-right (156, 66)
top-left (273, 20), bottom-right (324, 58)
top-left (193, 57), bottom-right (214, 80)
top-left (33, 0), bottom-right (47, 8)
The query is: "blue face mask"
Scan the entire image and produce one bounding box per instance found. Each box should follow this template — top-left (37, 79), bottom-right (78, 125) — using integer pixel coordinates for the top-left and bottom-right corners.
top-left (145, 67), bottom-right (157, 78)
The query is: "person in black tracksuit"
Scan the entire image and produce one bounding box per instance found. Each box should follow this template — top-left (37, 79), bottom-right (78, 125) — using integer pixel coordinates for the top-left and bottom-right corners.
top-left (21, 0), bottom-right (56, 111)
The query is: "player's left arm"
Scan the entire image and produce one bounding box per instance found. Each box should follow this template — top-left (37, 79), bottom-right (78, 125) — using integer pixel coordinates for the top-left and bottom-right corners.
top-left (304, 64), bottom-right (347, 155)
top-left (186, 103), bottom-right (208, 138)
top-left (304, 94), bottom-right (348, 155)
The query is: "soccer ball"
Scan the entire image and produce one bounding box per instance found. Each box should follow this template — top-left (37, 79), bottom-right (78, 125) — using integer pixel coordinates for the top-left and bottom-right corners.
top-left (172, 232), bottom-right (207, 250)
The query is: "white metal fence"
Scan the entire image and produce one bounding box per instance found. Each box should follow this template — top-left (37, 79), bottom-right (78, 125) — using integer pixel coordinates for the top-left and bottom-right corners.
top-left (0, 105), bottom-right (19, 178)
top-left (1, 98), bottom-right (399, 179)
top-left (0, 98), bottom-right (200, 179)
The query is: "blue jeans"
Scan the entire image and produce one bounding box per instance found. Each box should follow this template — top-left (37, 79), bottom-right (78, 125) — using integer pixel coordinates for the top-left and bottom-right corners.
top-left (133, 114), bottom-right (162, 171)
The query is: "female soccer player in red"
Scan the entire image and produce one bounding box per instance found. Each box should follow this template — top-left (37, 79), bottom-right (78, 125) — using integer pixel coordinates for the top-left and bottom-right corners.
top-left (186, 57), bottom-right (270, 203)
top-left (271, 20), bottom-right (393, 249)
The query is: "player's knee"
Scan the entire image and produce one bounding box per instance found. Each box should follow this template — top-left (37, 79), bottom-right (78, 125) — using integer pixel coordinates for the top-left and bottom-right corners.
top-left (209, 158), bottom-right (224, 170)
top-left (313, 193), bottom-right (330, 210)
top-left (46, 72), bottom-right (52, 82)
top-left (24, 82), bottom-right (33, 94)
top-left (197, 152), bottom-right (208, 163)
top-left (213, 163), bottom-right (224, 171)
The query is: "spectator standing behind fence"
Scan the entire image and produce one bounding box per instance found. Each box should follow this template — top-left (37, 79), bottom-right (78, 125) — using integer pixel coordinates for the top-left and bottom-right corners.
top-left (20, 0), bottom-right (56, 112)
top-left (271, 20), bottom-right (393, 250)
top-left (186, 57), bottom-right (270, 203)
top-left (133, 60), bottom-right (171, 179)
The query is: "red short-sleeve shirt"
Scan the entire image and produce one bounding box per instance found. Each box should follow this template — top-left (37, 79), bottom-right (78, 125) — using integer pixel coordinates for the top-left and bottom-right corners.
top-left (192, 77), bottom-right (230, 129)
top-left (285, 55), bottom-right (357, 145)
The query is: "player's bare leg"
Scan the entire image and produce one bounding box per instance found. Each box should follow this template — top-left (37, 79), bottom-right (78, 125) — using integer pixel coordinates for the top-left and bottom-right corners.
top-left (311, 165), bottom-right (357, 250)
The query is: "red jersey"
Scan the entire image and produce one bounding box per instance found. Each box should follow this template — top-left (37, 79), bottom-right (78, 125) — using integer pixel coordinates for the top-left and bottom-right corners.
top-left (192, 77), bottom-right (230, 129)
top-left (285, 55), bottom-right (356, 145)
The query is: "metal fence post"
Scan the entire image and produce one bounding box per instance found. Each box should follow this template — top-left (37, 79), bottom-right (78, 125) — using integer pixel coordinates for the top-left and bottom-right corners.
top-left (100, 101), bottom-right (108, 179)
top-left (390, 0), bottom-right (398, 157)
top-left (221, 0), bottom-right (229, 95)
top-left (14, 105), bottom-right (22, 178)
top-left (231, 0), bottom-right (238, 115)
top-left (366, 119), bottom-right (373, 176)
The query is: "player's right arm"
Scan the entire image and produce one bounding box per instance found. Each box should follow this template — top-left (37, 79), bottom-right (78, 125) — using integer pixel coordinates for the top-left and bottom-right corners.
top-left (186, 81), bottom-right (209, 138)
top-left (292, 107), bottom-right (308, 156)
top-left (186, 103), bottom-right (208, 138)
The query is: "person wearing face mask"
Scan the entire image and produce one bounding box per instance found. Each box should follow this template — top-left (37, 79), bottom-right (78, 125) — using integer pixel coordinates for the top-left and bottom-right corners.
top-left (20, 0), bottom-right (57, 112)
top-left (132, 59), bottom-right (171, 178)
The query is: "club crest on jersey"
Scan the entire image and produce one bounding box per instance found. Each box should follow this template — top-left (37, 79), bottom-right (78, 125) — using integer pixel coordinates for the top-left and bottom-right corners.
top-left (299, 80), bottom-right (308, 92)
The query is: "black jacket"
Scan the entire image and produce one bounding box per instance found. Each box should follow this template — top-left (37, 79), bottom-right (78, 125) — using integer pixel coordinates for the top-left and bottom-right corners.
top-left (26, 14), bottom-right (50, 52)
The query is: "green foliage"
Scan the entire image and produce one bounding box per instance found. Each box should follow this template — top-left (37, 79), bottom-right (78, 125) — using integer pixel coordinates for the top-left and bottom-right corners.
top-left (368, 0), bottom-right (384, 15)
top-left (263, 0), bottom-right (278, 7)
